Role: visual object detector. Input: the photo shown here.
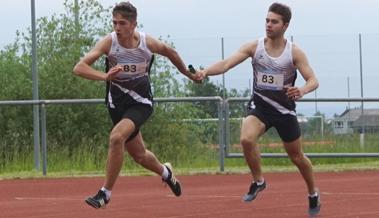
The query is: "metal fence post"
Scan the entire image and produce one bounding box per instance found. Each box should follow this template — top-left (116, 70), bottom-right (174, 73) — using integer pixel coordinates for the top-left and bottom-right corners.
top-left (31, 0), bottom-right (40, 171)
top-left (359, 33), bottom-right (365, 148)
top-left (224, 100), bottom-right (230, 159)
top-left (218, 100), bottom-right (225, 172)
top-left (40, 103), bottom-right (47, 176)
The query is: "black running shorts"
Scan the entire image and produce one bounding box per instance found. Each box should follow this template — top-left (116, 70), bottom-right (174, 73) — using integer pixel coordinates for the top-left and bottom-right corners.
top-left (246, 107), bottom-right (301, 143)
top-left (108, 103), bottom-right (153, 142)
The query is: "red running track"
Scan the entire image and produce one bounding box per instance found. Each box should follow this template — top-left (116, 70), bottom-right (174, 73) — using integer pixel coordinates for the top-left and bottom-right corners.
top-left (1, 171), bottom-right (378, 218)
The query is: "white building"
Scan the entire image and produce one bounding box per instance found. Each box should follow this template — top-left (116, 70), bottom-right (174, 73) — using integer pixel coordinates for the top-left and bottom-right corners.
top-left (333, 108), bottom-right (379, 134)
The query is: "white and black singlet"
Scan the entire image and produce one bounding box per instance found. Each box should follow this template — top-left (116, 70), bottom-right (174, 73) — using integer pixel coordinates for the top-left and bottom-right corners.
top-left (107, 31), bottom-right (154, 109)
top-left (249, 37), bottom-right (297, 116)
top-left (105, 31), bottom-right (155, 138)
top-left (247, 38), bottom-right (301, 142)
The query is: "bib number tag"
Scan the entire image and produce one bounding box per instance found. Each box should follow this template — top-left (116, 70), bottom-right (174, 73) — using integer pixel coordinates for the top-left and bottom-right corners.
top-left (121, 63), bottom-right (146, 74)
top-left (256, 71), bottom-right (284, 90)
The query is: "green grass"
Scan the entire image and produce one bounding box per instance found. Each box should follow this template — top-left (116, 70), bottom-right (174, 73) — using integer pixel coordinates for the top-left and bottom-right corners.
top-left (1, 132), bottom-right (379, 179)
top-left (1, 160), bottom-right (378, 180)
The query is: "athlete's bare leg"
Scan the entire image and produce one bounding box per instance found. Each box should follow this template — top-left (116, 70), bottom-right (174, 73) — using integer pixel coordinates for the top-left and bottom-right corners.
top-left (240, 115), bottom-right (266, 182)
top-left (283, 138), bottom-right (317, 194)
top-left (125, 132), bottom-right (164, 175)
top-left (103, 118), bottom-right (135, 190)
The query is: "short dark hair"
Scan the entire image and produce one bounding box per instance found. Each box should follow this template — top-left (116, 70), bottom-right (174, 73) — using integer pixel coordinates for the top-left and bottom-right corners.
top-left (268, 2), bottom-right (291, 24)
top-left (112, 2), bottom-right (137, 21)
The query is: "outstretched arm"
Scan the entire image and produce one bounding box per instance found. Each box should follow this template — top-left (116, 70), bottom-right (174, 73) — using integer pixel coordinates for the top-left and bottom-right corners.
top-left (286, 44), bottom-right (319, 100)
top-left (198, 40), bottom-right (257, 79)
top-left (146, 35), bottom-right (196, 81)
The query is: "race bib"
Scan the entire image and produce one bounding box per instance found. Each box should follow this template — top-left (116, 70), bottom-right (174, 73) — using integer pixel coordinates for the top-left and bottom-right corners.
top-left (256, 71), bottom-right (284, 90)
top-left (120, 62), bottom-right (147, 74)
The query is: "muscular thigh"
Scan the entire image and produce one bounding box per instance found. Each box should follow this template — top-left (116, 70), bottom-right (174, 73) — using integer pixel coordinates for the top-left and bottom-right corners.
top-left (110, 118), bottom-right (136, 142)
top-left (108, 103), bottom-right (153, 142)
top-left (242, 107), bottom-right (271, 141)
top-left (241, 115), bottom-right (266, 143)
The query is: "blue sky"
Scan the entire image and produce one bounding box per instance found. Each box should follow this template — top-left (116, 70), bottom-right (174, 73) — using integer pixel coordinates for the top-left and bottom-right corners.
top-left (1, 0), bottom-right (379, 117)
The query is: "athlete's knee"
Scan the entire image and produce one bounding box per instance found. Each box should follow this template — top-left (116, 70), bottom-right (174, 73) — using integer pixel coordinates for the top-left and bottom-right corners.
top-left (288, 153), bottom-right (306, 165)
top-left (109, 132), bottom-right (126, 148)
top-left (240, 136), bottom-right (255, 148)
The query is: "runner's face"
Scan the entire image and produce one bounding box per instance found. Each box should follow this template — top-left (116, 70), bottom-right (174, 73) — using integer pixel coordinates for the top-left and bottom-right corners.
top-left (265, 12), bottom-right (288, 39)
top-left (112, 13), bottom-right (136, 38)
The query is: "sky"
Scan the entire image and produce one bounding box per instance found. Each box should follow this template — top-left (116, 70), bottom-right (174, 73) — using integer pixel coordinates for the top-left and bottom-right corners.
top-left (1, 0), bottom-right (379, 117)
top-left (2, 0), bottom-right (379, 45)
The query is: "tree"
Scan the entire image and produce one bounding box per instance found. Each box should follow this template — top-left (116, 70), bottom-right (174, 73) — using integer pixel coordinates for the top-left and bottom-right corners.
top-left (0, 0), bottom-right (207, 171)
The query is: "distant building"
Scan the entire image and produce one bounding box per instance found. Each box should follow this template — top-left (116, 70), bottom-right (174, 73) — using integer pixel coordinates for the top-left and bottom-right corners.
top-left (333, 108), bottom-right (379, 134)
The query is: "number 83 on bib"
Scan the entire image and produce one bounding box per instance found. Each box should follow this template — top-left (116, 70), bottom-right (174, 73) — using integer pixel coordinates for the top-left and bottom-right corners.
top-left (256, 71), bottom-right (284, 91)
top-left (121, 63), bottom-right (147, 74)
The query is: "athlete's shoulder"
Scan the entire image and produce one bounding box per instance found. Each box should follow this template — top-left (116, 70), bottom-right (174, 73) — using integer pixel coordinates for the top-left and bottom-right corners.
top-left (145, 33), bottom-right (168, 54)
top-left (243, 39), bottom-right (260, 58)
top-left (97, 34), bottom-right (113, 54)
top-left (291, 42), bottom-right (305, 53)
top-left (244, 39), bottom-right (259, 48)
top-left (97, 33), bottom-right (113, 43)
top-left (291, 43), bottom-right (307, 60)
top-left (238, 39), bottom-right (259, 57)
top-left (144, 34), bottom-right (155, 46)
top-left (90, 34), bottom-right (112, 55)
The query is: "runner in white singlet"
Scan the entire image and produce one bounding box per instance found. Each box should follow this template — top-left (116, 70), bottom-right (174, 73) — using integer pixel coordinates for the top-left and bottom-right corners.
top-left (196, 2), bottom-right (321, 216)
top-left (73, 1), bottom-right (198, 209)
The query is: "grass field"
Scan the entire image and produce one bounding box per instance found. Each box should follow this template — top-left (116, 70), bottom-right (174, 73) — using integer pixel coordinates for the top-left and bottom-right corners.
top-left (1, 129), bottom-right (379, 179)
top-left (1, 159), bottom-right (379, 180)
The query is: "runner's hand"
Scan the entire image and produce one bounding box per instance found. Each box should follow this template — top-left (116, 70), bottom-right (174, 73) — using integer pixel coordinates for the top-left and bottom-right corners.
top-left (285, 86), bottom-right (305, 101)
top-left (188, 65), bottom-right (203, 83)
top-left (105, 65), bottom-right (123, 81)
